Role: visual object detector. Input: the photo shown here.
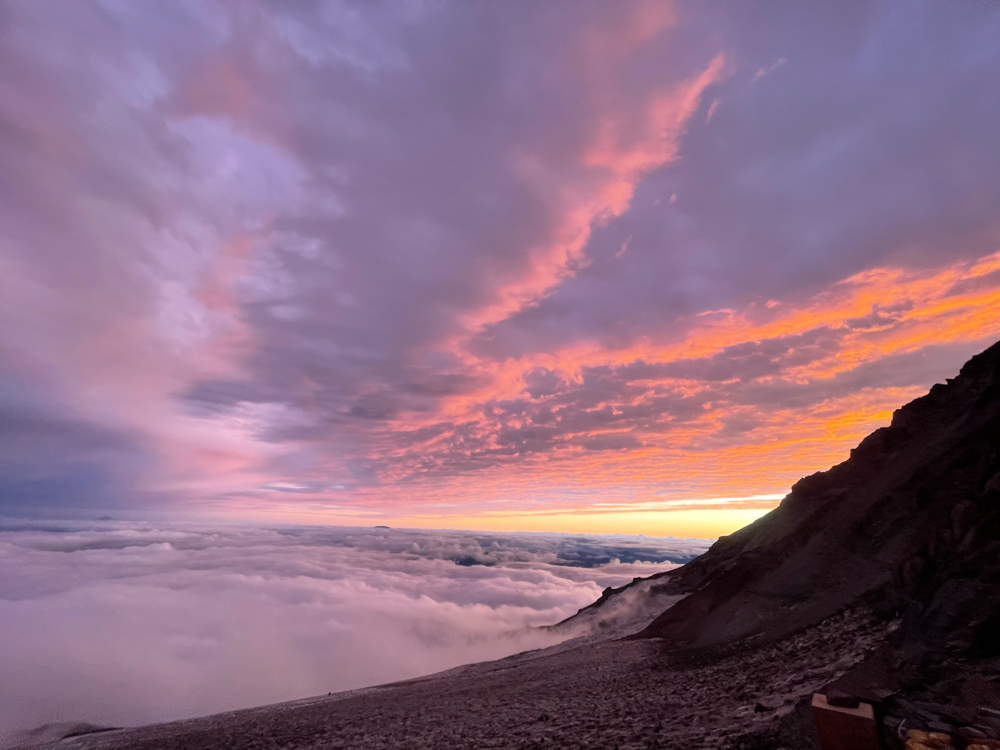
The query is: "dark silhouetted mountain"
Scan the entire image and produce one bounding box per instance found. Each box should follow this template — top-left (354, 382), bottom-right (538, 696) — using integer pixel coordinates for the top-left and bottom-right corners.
top-left (638, 339), bottom-right (1000, 657)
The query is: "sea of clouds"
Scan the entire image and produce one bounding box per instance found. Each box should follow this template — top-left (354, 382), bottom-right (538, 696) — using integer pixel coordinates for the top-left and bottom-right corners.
top-left (0, 519), bottom-right (709, 738)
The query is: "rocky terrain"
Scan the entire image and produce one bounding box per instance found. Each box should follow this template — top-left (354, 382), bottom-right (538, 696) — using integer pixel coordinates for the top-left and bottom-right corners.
top-left (13, 341), bottom-right (1000, 749)
top-left (642, 339), bottom-right (1000, 653)
top-left (10, 608), bottom-right (891, 750)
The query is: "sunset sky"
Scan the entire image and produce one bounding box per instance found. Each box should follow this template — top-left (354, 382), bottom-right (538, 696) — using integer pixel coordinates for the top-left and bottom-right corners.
top-left (2, 1), bottom-right (1000, 537)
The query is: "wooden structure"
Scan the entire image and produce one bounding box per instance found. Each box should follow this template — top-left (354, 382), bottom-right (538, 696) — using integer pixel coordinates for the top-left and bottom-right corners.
top-left (812, 692), bottom-right (880, 750)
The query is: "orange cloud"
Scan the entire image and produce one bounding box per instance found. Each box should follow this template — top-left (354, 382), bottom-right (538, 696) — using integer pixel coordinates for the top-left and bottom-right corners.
top-left (455, 39), bottom-right (726, 337)
top-left (293, 248), bottom-right (1000, 532)
top-left (584, 53), bottom-right (727, 215)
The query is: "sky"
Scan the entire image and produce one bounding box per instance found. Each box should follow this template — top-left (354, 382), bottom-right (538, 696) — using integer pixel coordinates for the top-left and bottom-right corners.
top-left (0, 520), bottom-right (708, 737)
top-left (2, 1), bottom-right (1000, 537)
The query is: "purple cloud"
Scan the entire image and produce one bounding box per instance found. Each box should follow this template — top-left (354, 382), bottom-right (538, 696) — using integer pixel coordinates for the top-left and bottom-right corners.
top-left (0, 1), bottom-right (998, 518)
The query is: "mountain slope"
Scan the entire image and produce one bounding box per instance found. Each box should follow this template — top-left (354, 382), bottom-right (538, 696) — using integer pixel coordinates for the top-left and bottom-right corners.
top-left (638, 340), bottom-right (1000, 655)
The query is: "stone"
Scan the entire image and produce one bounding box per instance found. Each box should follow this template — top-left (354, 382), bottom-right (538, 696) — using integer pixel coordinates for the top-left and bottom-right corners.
top-left (812, 693), bottom-right (879, 750)
top-left (960, 726), bottom-right (988, 739)
top-left (826, 689), bottom-right (860, 709)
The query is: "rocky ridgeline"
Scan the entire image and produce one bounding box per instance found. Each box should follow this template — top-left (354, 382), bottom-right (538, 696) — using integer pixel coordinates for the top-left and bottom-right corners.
top-left (641, 340), bottom-right (1000, 652)
top-left (652, 340), bottom-right (1000, 749)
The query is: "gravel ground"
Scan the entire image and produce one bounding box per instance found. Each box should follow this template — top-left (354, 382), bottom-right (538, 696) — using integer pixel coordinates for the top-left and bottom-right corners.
top-left (23, 608), bottom-right (892, 750)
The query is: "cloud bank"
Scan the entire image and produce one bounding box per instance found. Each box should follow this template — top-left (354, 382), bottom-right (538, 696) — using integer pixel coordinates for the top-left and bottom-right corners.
top-left (0, 519), bottom-right (709, 738)
top-left (1, 1), bottom-right (999, 525)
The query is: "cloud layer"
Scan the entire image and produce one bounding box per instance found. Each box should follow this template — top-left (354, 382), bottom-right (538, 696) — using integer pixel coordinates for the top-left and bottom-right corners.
top-left (0, 519), bottom-right (708, 737)
top-left (1, 1), bottom-right (1000, 525)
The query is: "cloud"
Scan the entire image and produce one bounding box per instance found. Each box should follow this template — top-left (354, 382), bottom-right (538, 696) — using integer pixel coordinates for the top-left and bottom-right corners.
top-left (0, 519), bottom-right (708, 738)
top-left (0, 1), bottom-right (999, 521)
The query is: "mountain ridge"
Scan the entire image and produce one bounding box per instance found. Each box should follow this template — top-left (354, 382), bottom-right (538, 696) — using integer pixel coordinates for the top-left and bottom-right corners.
top-left (635, 339), bottom-right (1000, 654)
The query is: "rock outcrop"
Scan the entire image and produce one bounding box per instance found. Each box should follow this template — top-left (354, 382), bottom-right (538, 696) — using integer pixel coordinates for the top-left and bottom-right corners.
top-left (625, 340), bottom-right (1000, 748)
top-left (639, 339), bottom-right (1000, 657)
